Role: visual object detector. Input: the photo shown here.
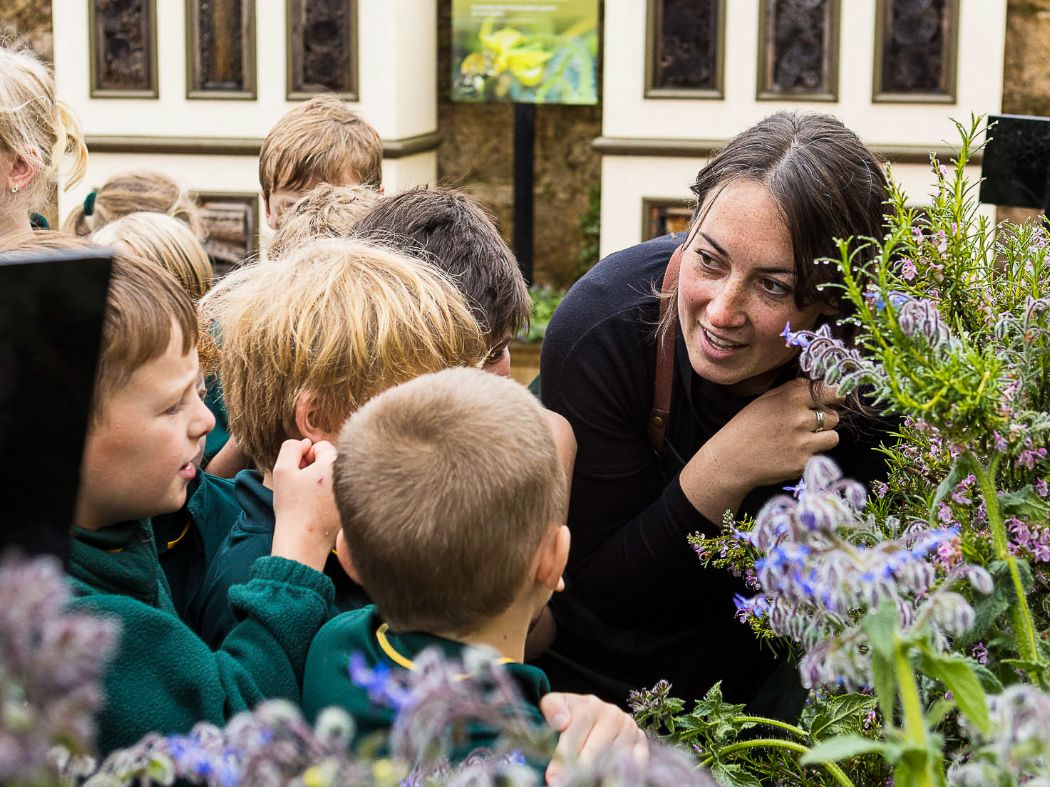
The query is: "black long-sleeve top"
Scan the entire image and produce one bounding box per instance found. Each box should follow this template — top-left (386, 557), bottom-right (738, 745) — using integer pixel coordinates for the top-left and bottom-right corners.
top-left (538, 233), bottom-right (889, 706)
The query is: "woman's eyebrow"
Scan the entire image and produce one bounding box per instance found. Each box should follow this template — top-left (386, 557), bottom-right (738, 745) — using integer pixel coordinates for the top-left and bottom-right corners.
top-left (696, 231), bottom-right (728, 256)
top-left (697, 230), bottom-right (793, 275)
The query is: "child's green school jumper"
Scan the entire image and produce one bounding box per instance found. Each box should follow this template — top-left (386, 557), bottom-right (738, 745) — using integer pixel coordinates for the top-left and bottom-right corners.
top-left (67, 520), bottom-right (334, 754)
top-left (190, 469), bottom-right (369, 648)
top-left (201, 375), bottom-right (230, 466)
top-left (151, 470), bottom-right (241, 621)
top-left (302, 605), bottom-right (551, 767)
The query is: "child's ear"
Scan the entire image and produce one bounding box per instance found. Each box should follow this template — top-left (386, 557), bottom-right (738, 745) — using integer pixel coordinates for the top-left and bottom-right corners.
top-left (8, 156), bottom-right (37, 192)
top-left (293, 390), bottom-right (328, 443)
top-left (335, 530), bottom-right (362, 584)
top-left (536, 524), bottom-right (571, 593)
top-left (262, 191), bottom-right (274, 229)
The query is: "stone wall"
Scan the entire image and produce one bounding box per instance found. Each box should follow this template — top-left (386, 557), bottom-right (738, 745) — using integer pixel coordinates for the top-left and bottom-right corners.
top-left (436, 1), bottom-right (602, 287)
top-left (0, 0), bottom-right (52, 58)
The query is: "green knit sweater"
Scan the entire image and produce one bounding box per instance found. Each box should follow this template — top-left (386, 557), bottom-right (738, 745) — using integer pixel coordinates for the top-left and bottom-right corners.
top-left (67, 520), bottom-right (334, 754)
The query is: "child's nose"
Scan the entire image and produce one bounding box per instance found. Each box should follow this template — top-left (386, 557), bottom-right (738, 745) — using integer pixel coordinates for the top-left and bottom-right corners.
top-left (191, 395), bottom-right (216, 439)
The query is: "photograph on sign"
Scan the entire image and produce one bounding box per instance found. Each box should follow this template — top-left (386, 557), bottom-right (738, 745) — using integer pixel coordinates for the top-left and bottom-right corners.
top-left (451, 0), bottom-right (599, 105)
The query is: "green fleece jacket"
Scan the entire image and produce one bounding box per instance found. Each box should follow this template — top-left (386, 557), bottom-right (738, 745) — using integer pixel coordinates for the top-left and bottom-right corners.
top-left (302, 605), bottom-right (550, 769)
top-left (67, 520), bottom-right (334, 754)
top-left (152, 470), bottom-right (241, 621)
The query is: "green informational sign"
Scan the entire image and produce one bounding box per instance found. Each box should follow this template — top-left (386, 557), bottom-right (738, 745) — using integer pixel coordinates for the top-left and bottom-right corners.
top-left (451, 0), bottom-right (599, 105)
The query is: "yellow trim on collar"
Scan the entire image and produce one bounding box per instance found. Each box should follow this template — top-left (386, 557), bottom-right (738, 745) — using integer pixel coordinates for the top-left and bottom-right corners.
top-left (375, 622), bottom-right (515, 672)
top-left (165, 521), bottom-right (191, 550)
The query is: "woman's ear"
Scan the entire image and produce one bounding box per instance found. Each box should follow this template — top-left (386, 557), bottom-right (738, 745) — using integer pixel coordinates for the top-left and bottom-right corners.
top-left (7, 156), bottom-right (37, 193)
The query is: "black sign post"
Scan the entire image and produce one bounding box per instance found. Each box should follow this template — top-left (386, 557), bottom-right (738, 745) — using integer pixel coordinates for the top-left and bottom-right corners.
top-left (513, 103), bottom-right (536, 285)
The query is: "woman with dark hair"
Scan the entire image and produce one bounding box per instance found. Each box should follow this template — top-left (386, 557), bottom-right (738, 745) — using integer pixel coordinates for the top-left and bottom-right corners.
top-left (537, 112), bottom-right (891, 712)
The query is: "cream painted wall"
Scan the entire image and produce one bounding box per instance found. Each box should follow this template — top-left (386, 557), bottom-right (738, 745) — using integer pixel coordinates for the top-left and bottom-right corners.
top-left (602, 0), bottom-right (1006, 146)
top-left (51, 0), bottom-right (439, 227)
top-left (599, 154), bottom-right (988, 260)
top-left (599, 0), bottom-right (1006, 257)
top-left (51, 0), bottom-right (437, 141)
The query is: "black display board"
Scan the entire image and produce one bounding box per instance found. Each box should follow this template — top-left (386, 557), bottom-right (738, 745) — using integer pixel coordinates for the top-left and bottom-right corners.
top-left (979, 114), bottom-right (1050, 217)
top-left (0, 247), bottom-right (112, 562)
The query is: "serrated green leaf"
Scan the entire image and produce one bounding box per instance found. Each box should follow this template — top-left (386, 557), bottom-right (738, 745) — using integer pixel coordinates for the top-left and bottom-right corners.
top-left (710, 760), bottom-right (764, 787)
top-left (809, 693), bottom-right (878, 740)
top-left (998, 486), bottom-right (1050, 520)
top-left (916, 648), bottom-right (990, 735)
top-left (800, 734), bottom-right (887, 764)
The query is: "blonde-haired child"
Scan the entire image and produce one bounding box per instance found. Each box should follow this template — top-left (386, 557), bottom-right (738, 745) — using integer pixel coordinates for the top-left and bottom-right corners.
top-left (259, 95), bottom-right (383, 228)
top-left (267, 182), bottom-right (380, 260)
top-left (89, 212), bottom-right (243, 620)
top-left (64, 170), bottom-right (203, 238)
top-left (10, 236), bottom-right (342, 753)
top-left (190, 237), bottom-right (487, 646)
top-left (92, 211), bottom-right (213, 301)
top-left (0, 43), bottom-right (87, 243)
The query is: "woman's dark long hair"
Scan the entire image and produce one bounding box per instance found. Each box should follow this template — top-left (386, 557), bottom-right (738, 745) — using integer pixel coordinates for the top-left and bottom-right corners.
top-left (662, 112), bottom-right (888, 340)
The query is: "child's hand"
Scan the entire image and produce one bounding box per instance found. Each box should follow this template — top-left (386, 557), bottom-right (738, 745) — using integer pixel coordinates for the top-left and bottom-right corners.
top-left (540, 692), bottom-right (648, 784)
top-left (271, 438), bottom-right (339, 572)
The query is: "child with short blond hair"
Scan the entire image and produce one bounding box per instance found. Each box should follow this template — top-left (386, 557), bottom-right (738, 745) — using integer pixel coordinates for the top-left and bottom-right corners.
top-left (0, 42), bottom-right (86, 242)
top-left (43, 238), bottom-right (340, 754)
top-left (90, 212), bottom-right (243, 619)
top-left (190, 237), bottom-right (487, 645)
top-left (303, 368), bottom-right (568, 768)
top-left (267, 182), bottom-right (380, 259)
top-left (92, 211), bottom-right (213, 300)
top-left (259, 95), bottom-right (383, 228)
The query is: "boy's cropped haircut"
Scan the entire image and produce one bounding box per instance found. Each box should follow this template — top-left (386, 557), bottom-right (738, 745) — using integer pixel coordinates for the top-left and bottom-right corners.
top-left (259, 96), bottom-right (383, 200)
top-left (334, 367), bottom-right (566, 636)
top-left (267, 183), bottom-right (381, 260)
top-left (0, 234), bottom-right (196, 421)
top-left (354, 187), bottom-right (531, 345)
top-left (200, 238), bottom-right (487, 471)
top-left (92, 211), bottom-right (214, 301)
top-left (97, 253), bottom-right (198, 420)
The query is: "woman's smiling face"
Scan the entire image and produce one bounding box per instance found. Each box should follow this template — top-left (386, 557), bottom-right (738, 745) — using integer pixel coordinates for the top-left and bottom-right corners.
top-left (677, 179), bottom-right (834, 396)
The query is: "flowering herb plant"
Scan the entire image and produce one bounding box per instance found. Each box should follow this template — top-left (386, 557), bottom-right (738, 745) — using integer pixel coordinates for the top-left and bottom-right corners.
top-left (639, 117), bottom-right (1050, 787)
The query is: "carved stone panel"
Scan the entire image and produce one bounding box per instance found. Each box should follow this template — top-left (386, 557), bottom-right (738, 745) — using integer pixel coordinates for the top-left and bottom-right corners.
top-left (89, 0), bottom-right (157, 97)
top-left (758, 0), bottom-right (839, 101)
top-left (646, 0), bottom-right (724, 97)
top-left (643, 199), bottom-right (694, 241)
top-left (196, 193), bottom-right (258, 277)
top-left (186, 0), bottom-right (256, 98)
top-left (288, 0), bottom-right (357, 99)
top-left (875, 0), bottom-right (957, 102)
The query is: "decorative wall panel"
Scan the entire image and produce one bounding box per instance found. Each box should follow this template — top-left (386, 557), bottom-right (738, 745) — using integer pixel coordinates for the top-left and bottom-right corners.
top-left (646, 0), bottom-right (724, 98)
top-left (874, 0), bottom-right (957, 103)
top-left (89, 0), bottom-right (157, 97)
top-left (196, 193), bottom-right (258, 276)
top-left (186, 0), bottom-right (256, 99)
top-left (758, 0), bottom-right (839, 101)
top-left (642, 199), bottom-right (693, 241)
top-left (287, 0), bottom-right (357, 99)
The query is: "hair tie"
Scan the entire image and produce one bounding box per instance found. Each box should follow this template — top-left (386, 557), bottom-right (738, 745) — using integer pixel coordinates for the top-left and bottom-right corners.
top-left (83, 190), bottom-right (96, 216)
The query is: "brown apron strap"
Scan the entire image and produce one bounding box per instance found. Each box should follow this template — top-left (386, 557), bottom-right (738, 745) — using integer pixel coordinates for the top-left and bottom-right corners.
top-left (647, 245), bottom-right (683, 455)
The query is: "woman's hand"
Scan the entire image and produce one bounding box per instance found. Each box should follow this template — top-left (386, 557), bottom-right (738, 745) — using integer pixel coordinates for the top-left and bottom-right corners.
top-left (681, 378), bottom-right (840, 521)
top-left (270, 438), bottom-right (340, 571)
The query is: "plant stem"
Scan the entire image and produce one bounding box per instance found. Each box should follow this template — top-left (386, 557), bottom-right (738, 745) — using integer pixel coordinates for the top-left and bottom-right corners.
top-left (895, 642), bottom-right (939, 787)
top-left (730, 715), bottom-right (809, 738)
top-left (971, 454), bottom-right (1041, 669)
top-left (699, 738), bottom-right (856, 787)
